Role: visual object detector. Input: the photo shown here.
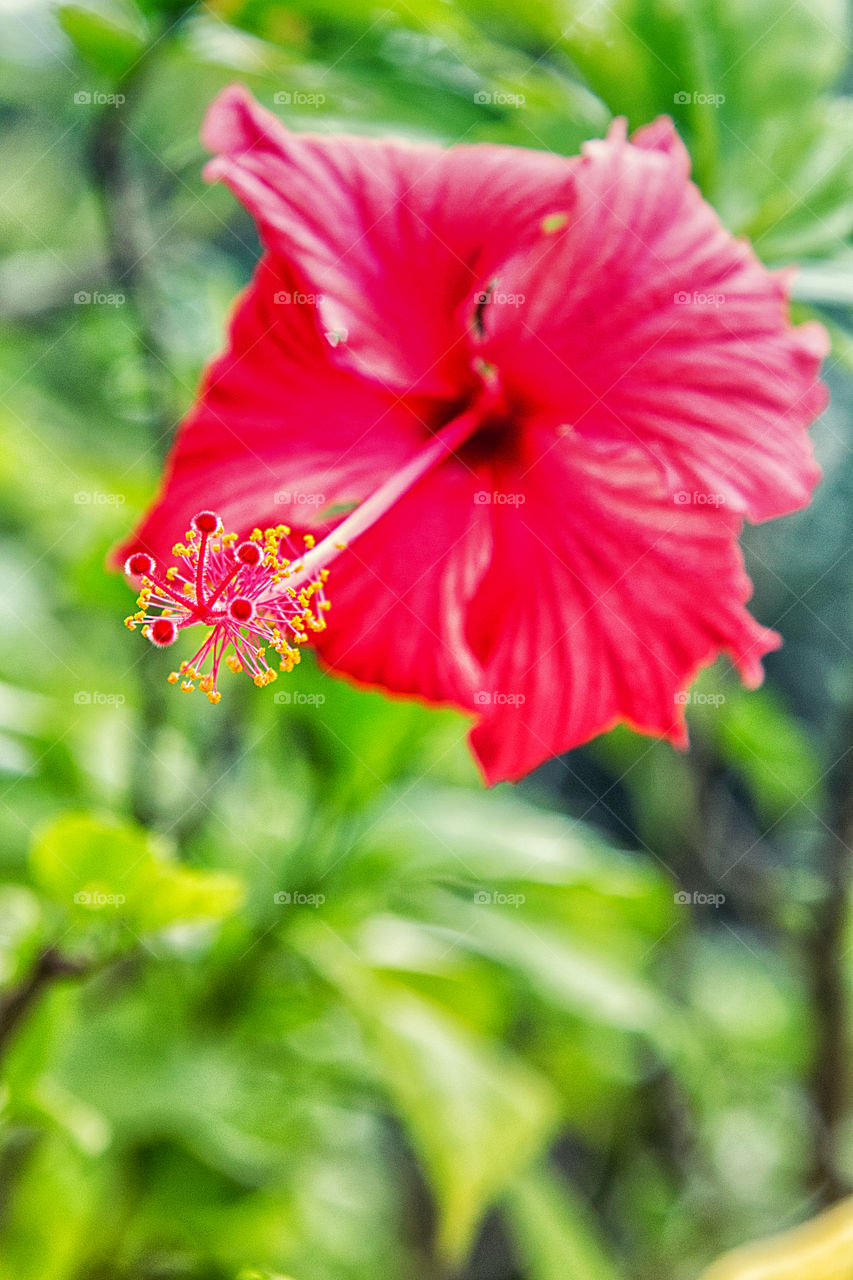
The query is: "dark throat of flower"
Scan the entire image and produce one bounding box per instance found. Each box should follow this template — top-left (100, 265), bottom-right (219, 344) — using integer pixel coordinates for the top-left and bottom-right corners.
top-left (123, 405), bottom-right (483, 702)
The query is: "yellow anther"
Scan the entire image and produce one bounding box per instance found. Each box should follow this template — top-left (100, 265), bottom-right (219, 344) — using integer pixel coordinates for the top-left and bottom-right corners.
top-left (166, 567), bottom-right (178, 581)
top-left (207, 690), bottom-right (221, 705)
top-left (181, 680), bottom-right (194, 692)
top-left (303, 533), bottom-right (316, 548)
top-left (124, 616), bottom-right (137, 630)
top-left (334, 542), bottom-right (347, 549)
top-left (168, 672), bottom-right (179, 684)
top-left (226, 655), bottom-right (243, 674)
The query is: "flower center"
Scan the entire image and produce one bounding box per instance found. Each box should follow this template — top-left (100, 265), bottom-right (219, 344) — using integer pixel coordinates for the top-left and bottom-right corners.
top-left (457, 409), bottom-right (519, 468)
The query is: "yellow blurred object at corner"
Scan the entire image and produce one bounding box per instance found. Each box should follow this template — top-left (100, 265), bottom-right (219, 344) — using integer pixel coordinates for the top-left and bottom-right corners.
top-left (700, 1197), bottom-right (853, 1279)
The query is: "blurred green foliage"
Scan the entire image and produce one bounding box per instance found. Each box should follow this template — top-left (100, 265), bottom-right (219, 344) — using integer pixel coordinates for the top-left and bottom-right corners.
top-left (2, 1), bottom-right (853, 1278)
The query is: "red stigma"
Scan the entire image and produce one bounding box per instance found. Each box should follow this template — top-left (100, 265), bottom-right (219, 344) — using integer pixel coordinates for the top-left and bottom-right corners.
top-left (236, 541), bottom-right (262, 566)
top-left (125, 551), bottom-right (154, 576)
top-left (229, 597), bottom-right (255, 622)
top-left (191, 511), bottom-right (220, 535)
top-left (148, 617), bottom-right (178, 647)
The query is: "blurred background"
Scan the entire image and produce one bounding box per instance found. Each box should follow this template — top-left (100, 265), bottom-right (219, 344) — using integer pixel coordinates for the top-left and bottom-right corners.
top-left (2, 1), bottom-right (853, 1277)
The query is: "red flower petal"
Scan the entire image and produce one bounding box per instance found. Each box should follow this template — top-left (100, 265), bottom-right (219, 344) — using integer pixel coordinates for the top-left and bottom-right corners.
top-left (201, 84), bottom-right (577, 397)
top-left (467, 431), bottom-right (779, 784)
top-left (114, 255), bottom-right (438, 568)
top-left (478, 117), bottom-right (828, 522)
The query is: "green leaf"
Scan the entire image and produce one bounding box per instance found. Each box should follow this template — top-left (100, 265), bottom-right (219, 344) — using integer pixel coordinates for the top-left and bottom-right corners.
top-left (59, 3), bottom-right (148, 79)
top-left (302, 927), bottom-right (557, 1262)
top-left (557, 0), bottom-right (853, 256)
top-left (237, 1272), bottom-right (298, 1280)
top-left (0, 1132), bottom-right (111, 1280)
top-left (506, 1165), bottom-right (623, 1280)
top-left (0, 885), bottom-right (44, 989)
top-left (715, 688), bottom-right (823, 823)
top-left (369, 983), bottom-right (558, 1261)
top-left (419, 901), bottom-right (672, 1038)
top-left (30, 812), bottom-right (243, 937)
top-left (361, 787), bottom-right (668, 900)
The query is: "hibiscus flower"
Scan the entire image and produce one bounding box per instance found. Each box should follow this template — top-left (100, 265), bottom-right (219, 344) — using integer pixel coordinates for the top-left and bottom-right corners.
top-left (116, 85), bottom-right (828, 784)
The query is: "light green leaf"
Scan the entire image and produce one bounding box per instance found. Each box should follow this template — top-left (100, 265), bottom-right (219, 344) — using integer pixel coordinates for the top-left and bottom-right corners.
top-left (237, 1272), bottom-right (298, 1280)
top-left (368, 983), bottom-right (558, 1261)
top-left (59, 3), bottom-right (147, 79)
top-left (0, 1132), bottom-right (111, 1280)
top-left (0, 885), bottom-right (44, 989)
top-left (506, 1165), bottom-right (623, 1280)
top-left (417, 902), bottom-right (672, 1038)
top-left (302, 926), bottom-right (557, 1262)
top-left (30, 812), bottom-right (243, 936)
top-left (715, 688), bottom-right (823, 822)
